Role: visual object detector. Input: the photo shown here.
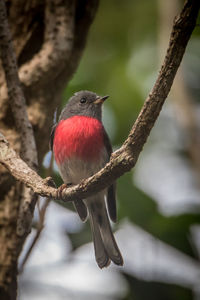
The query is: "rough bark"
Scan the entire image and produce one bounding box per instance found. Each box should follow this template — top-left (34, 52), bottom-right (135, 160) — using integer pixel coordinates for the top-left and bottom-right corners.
top-left (0, 0), bottom-right (99, 299)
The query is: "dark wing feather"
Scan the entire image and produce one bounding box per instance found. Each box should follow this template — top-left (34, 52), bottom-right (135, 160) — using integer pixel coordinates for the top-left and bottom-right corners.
top-left (73, 200), bottom-right (88, 222)
top-left (107, 183), bottom-right (117, 223)
top-left (50, 123), bottom-right (57, 150)
top-left (103, 128), bottom-right (117, 223)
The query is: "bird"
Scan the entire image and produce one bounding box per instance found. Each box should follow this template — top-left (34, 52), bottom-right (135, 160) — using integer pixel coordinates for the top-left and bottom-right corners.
top-left (50, 90), bottom-right (123, 268)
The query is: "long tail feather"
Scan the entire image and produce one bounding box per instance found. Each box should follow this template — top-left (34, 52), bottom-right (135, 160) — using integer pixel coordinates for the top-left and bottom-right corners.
top-left (88, 194), bottom-right (123, 268)
top-left (89, 210), bottom-right (110, 268)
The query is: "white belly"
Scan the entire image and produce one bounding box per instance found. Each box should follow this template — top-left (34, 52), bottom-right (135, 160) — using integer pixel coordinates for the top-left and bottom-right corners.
top-left (58, 147), bottom-right (109, 185)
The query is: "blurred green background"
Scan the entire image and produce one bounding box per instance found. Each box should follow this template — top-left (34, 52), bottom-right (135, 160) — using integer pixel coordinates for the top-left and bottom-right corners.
top-left (20, 1), bottom-right (200, 299)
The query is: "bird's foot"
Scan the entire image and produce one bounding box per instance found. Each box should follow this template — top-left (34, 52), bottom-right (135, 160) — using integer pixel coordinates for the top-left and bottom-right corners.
top-left (56, 183), bottom-right (68, 199)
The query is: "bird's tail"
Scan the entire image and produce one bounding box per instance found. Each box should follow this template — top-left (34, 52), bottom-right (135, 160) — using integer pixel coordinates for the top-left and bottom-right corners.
top-left (87, 194), bottom-right (123, 268)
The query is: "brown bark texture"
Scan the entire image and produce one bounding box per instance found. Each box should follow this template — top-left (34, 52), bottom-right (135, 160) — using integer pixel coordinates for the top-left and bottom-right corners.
top-left (0, 0), bottom-right (98, 299)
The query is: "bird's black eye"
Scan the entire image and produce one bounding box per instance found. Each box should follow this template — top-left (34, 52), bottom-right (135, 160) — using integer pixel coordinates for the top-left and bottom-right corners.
top-left (80, 97), bottom-right (86, 104)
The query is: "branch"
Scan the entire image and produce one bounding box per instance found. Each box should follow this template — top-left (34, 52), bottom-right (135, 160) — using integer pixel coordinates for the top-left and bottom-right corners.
top-left (19, 0), bottom-right (75, 90)
top-left (0, 0), bottom-right (38, 169)
top-left (19, 192), bottom-right (52, 273)
top-left (15, 0), bottom-right (98, 92)
top-left (0, 0), bottom-right (199, 203)
top-left (54, 0), bottom-right (99, 90)
top-left (0, 133), bottom-right (55, 195)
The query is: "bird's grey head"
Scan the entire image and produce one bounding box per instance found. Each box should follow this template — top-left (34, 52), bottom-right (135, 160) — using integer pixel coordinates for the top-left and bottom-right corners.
top-left (59, 90), bottom-right (109, 121)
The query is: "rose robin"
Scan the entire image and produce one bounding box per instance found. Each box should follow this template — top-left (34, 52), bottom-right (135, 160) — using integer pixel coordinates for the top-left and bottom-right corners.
top-left (50, 90), bottom-right (123, 268)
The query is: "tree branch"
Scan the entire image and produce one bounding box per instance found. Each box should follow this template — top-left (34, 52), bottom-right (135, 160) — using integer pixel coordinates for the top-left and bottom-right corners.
top-left (19, 0), bottom-right (75, 90)
top-left (0, 0), bottom-right (38, 169)
top-left (0, 0), bottom-right (199, 204)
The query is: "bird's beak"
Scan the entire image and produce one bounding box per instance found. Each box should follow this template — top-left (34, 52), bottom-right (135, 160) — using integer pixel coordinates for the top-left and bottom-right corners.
top-left (94, 95), bottom-right (109, 105)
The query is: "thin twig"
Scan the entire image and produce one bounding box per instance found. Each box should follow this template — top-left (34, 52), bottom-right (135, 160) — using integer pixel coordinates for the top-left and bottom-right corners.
top-left (19, 198), bottom-right (51, 273)
top-left (19, 153), bottom-right (54, 273)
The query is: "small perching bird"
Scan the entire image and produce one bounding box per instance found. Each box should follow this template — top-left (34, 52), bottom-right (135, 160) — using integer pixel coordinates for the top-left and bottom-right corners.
top-left (50, 90), bottom-right (123, 268)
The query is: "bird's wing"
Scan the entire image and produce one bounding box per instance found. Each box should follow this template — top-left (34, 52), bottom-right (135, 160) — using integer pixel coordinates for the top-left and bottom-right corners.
top-left (103, 128), bottom-right (117, 223)
top-left (49, 123), bottom-right (57, 151)
top-left (73, 200), bottom-right (88, 222)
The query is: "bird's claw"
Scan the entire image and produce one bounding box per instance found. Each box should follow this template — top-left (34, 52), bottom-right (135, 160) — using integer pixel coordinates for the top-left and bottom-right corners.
top-left (56, 183), bottom-right (68, 199)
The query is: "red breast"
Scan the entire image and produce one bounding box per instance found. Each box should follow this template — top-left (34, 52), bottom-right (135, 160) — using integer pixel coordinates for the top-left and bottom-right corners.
top-left (53, 116), bottom-right (104, 165)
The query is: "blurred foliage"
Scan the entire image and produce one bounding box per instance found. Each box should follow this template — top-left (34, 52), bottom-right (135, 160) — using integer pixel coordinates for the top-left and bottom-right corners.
top-left (48, 0), bottom-right (200, 299)
top-left (118, 172), bottom-right (200, 258)
top-left (124, 274), bottom-right (192, 300)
